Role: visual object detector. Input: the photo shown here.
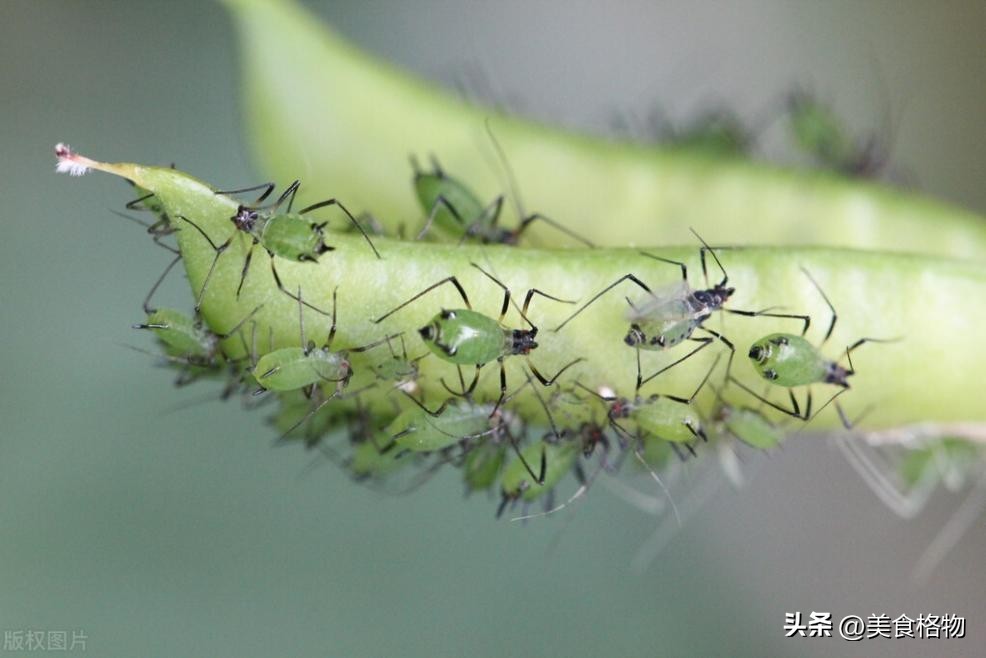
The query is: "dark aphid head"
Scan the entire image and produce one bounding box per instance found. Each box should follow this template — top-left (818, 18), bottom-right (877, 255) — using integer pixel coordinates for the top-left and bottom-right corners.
top-left (231, 205), bottom-right (260, 232)
top-left (825, 362), bottom-right (852, 389)
top-left (509, 329), bottom-right (538, 355)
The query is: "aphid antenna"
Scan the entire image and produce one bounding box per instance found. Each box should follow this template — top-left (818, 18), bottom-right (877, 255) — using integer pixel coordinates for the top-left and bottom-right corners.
top-left (372, 275), bottom-right (471, 324)
top-left (483, 119), bottom-right (596, 248)
top-left (213, 181), bottom-right (276, 206)
top-left (552, 273), bottom-right (654, 332)
top-left (799, 267), bottom-right (839, 344)
top-left (295, 195), bottom-right (381, 260)
top-left (139, 255), bottom-right (183, 314)
top-left (633, 449), bottom-right (681, 528)
top-left (273, 381), bottom-right (379, 447)
top-left (689, 227), bottom-right (728, 288)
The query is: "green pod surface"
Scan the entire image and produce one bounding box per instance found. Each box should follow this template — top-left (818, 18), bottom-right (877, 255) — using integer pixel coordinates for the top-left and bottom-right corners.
top-left (224, 0), bottom-right (986, 257)
top-left (56, 148), bottom-right (986, 435)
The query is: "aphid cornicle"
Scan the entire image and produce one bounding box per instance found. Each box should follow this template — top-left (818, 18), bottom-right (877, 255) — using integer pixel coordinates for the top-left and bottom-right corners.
top-left (372, 262), bottom-right (584, 412)
top-left (179, 179), bottom-right (380, 310)
top-left (411, 125), bottom-right (594, 247)
top-left (734, 267), bottom-right (895, 424)
top-left (554, 229), bottom-right (809, 387)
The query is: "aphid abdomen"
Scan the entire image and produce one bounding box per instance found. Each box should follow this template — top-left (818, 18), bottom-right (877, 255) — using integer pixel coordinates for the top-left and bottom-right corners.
top-left (627, 316), bottom-right (698, 350)
top-left (420, 309), bottom-right (506, 365)
top-left (259, 213), bottom-right (328, 261)
top-left (253, 347), bottom-right (349, 391)
top-left (748, 333), bottom-right (828, 387)
top-left (634, 397), bottom-right (702, 443)
top-left (414, 171), bottom-right (485, 239)
top-left (143, 309), bottom-right (212, 359)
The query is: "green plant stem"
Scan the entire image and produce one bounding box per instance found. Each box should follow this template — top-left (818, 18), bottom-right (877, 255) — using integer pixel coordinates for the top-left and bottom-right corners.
top-left (62, 153), bottom-right (986, 433)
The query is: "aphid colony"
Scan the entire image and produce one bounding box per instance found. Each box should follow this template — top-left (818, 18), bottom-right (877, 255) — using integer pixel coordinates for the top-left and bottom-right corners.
top-left (57, 143), bottom-right (888, 518)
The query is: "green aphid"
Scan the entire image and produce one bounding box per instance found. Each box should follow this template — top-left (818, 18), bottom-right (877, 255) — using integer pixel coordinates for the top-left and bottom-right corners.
top-left (373, 261), bottom-right (583, 411)
top-left (180, 179), bottom-right (380, 310)
top-left (253, 288), bottom-right (394, 394)
top-left (386, 396), bottom-right (507, 454)
top-left (647, 107), bottom-right (753, 157)
top-left (368, 333), bottom-right (427, 395)
top-left (580, 352), bottom-right (720, 452)
top-left (786, 89), bottom-right (889, 178)
top-left (711, 402), bottom-right (784, 450)
top-left (498, 439), bottom-right (579, 514)
top-left (554, 230), bottom-right (808, 386)
top-left (133, 255), bottom-right (261, 375)
top-left (738, 267), bottom-right (895, 423)
top-left (463, 442), bottom-right (507, 493)
top-left (253, 288), bottom-right (396, 444)
top-left (410, 129), bottom-right (594, 246)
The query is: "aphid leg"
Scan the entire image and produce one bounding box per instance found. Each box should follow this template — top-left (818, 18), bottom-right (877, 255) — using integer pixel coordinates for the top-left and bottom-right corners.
top-left (639, 336), bottom-right (714, 388)
top-left (213, 304), bottom-right (264, 342)
top-left (800, 267), bottom-right (837, 343)
top-left (639, 252), bottom-right (688, 282)
top-left (298, 197), bottom-right (381, 259)
top-left (125, 191), bottom-right (157, 211)
top-left (519, 288), bottom-right (578, 331)
top-left (691, 228), bottom-right (730, 288)
top-left (416, 195), bottom-right (468, 241)
top-left (696, 327), bottom-right (736, 380)
top-left (527, 358), bottom-right (585, 389)
top-left (213, 181), bottom-right (276, 204)
top-left (177, 215), bottom-right (233, 311)
top-left (440, 364), bottom-right (481, 398)
top-left (553, 274), bottom-right (653, 332)
top-left (141, 255), bottom-right (182, 313)
top-left (840, 336), bottom-right (901, 374)
top-left (510, 459), bottom-right (594, 522)
top-left (459, 195), bottom-right (505, 245)
top-left (372, 276), bottom-right (471, 323)
top-left (271, 180), bottom-right (302, 213)
top-left (729, 376), bottom-right (811, 421)
top-left (268, 260), bottom-right (333, 317)
top-left (722, 307), bottom-right (812, 337)
top-left (512, 212), bottom-right (596, 248)
top-left (400, 391), bottom-right (453, 417)
top-left (235, 241), bottom-right (258, 299)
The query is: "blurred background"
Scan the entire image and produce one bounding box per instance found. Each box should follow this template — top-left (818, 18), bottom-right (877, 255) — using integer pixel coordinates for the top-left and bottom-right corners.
top-left (2, 1), bottom-right (984, 656)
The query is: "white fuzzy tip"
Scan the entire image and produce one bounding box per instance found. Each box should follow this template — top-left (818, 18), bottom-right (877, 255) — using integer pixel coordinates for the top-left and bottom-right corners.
top-left (54, 143), bottom-right (89, 176)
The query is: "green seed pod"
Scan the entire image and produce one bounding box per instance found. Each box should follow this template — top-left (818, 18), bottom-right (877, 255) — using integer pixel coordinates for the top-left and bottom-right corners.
top-left (224, 0), bottom-right (986, 257)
